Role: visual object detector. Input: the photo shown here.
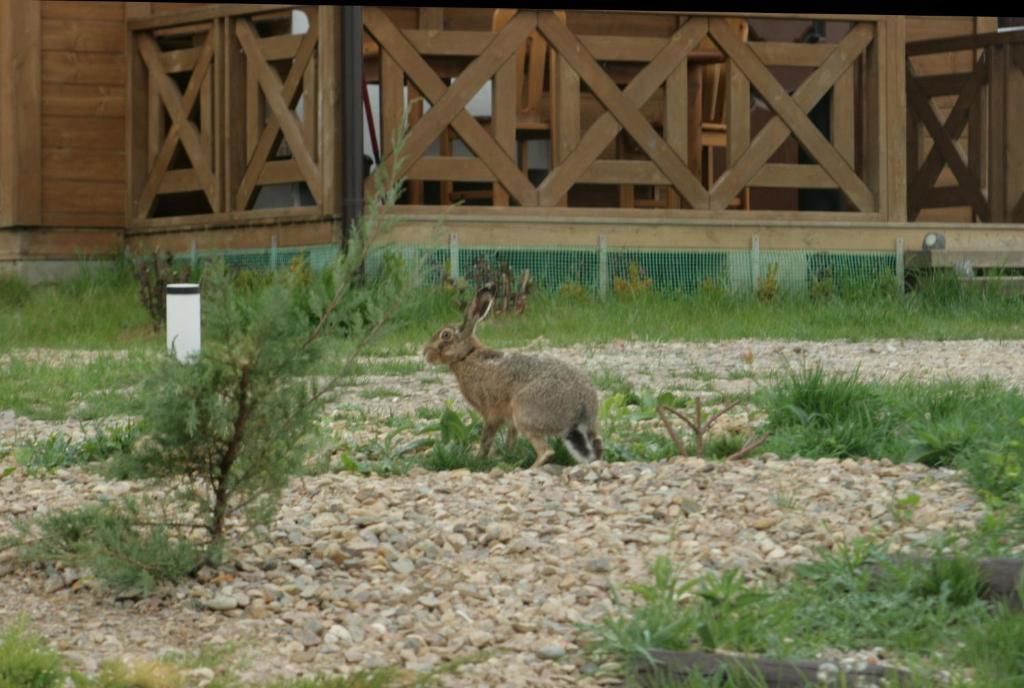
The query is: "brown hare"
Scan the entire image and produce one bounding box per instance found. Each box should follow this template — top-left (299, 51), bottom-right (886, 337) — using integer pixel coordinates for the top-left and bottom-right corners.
top-left (423, 284), bottom-right (602, 469)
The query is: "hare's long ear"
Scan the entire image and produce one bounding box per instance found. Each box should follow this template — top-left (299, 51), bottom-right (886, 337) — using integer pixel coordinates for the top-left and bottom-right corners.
top-left (461, 283), bottom-right (495, 334)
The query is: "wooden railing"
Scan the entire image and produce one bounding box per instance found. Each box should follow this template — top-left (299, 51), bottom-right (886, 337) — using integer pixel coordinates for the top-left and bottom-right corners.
top-left (126, 4), bottom-right (342, 230)
top-left (362, 10), bottom-right (907, 221)
top-left (906, 30), bottom-right (1024, 223)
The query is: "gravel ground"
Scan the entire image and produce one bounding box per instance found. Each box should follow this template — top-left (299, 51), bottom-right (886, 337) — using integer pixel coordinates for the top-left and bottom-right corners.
top-left (0, 339), bottom-right (1016, 686)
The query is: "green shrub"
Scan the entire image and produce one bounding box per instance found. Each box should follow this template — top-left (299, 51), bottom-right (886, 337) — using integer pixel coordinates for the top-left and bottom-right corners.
top-left (0, 621), bottom-right (66, 688)
top-left (18, 499), bottom-right (201, 593)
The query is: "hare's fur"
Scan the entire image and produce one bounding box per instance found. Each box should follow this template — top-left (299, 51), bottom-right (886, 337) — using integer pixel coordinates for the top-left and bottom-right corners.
top-left (423, 286), bottom-right (602, 468)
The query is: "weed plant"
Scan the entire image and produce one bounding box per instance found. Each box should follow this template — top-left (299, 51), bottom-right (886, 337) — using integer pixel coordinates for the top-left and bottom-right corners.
top-left (586, 541), bottom-right (1018, 687)
top-left (756, 367), bottom-right (1024, 512)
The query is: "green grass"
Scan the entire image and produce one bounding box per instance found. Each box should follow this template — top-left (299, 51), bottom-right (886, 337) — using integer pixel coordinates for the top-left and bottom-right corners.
top-left (0, 352), bottom-right (155, 420)
top-left (364, 273), bottom-right (1024, 352)
top-left (0, 261), bottom-right (156, 352)
top-left (756, 367), bottom-right (1024, 513)
top-left (13, 424), bottom-right (138, 474)
top-left (585, 542), bottom-right (1021, 687)
top-left (4, 261), bottom-right (1024, 358)
top-left (0, 622), bottom-right (472, 688)
top-left (0, 619), bottom-right (66, 687)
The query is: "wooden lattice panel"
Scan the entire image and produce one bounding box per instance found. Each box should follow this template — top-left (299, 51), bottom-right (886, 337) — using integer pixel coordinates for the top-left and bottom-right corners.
top-left (127, 4), bottom-right (339, 229)
top-left (133, 22), bottom-right (220, 218)
top-left (364, 10), bottom-right (892, 216)
top-left (907, 32), bottom-right (1024, 223)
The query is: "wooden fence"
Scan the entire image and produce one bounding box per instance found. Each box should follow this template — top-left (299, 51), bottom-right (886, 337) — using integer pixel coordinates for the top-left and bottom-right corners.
top-left (362, 10), bottom-right (907, 221)
top-left (906, 29), bottom-right (1024, 222)
top-left (126, 3), bottom-right (342, 232)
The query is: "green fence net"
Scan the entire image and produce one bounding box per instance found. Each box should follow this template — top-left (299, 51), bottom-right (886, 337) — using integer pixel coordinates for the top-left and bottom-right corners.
top-left (175, 242), bottom-right (900, 297)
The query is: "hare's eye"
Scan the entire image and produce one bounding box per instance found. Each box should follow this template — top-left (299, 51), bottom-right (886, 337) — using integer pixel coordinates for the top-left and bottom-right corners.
top-left (441, 330), bottom-right (452, 341)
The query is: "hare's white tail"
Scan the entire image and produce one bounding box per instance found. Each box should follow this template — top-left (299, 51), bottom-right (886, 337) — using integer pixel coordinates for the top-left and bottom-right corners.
top-left (563, 416), bottom-right (602, 464)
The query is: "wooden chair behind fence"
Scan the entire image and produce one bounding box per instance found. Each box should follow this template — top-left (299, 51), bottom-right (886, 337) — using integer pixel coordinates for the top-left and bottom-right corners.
top-left (624, 17), bottom-right (752, 210)
top-left (441, 9), bottom-right (567, 205)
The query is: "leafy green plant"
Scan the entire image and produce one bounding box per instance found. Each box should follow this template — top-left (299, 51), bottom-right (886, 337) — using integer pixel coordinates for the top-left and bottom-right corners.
top-left (91, 659), bottom-right (185, 688)
top-left (586, 555), bottom-right (701, 666)
top-left (613, 262), bottom-right (653, 298)
top-left (119, 112), bottom-right (412, 553)
top-left (11, 112), bottom-right (416, 592)
top-left (131, 250), bottom-right (192, 331)
top-left (957, 604), bottom-right (1024, 687)
top-left (758, 366), bottom-right (894, 459)
top-left (891, 492), bottom-right (921, 525)
top-left (0, 620), bottom-right (66, 688)
top-left (15, 424), bottom-right (138, 474)
top-left (692, 569), bottom-right (770, 652)
top-left (756, 262), bottom-right (780, 303)
top-left (18, 499), bottom-right (201, 593)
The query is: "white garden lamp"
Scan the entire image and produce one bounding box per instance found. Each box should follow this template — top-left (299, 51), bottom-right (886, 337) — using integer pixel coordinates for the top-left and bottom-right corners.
top-left (166, 283), bottom-right (201, 362)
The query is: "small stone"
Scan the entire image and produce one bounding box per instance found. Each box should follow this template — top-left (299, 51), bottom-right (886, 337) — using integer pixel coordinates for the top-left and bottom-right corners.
top-left (468, 630), bottom-right (493, 648)
top-left (203, 595), bottom-right (238, 611)
top-left (418, 593), bottom-right (441, 608)
top-left (584, 557), bottom-right (612, 574)
top-left (752, 516), bottom-right (780, 530)
top-left (535, 643), bottom-right (566, 660)
top-left (325, 624), bottom-right (352, 645)
top-left (294, 628), bottom-right (321, 647)
top-left (392, 558), bottom-right (415, 575)
top-left (43, 574), bottom-right (65, 594)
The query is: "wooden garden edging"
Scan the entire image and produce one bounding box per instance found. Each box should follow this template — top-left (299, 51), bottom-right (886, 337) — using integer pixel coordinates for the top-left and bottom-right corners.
top-left (637, 649), bottom-right (914, 688)
top-left (637, 558), bottom-right (1022, 687)
top-left (868, 556), bottom-right (1024, 611)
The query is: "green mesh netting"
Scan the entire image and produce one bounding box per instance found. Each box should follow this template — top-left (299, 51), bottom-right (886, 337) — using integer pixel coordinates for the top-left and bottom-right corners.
top-left (175, 242), bottom-right (899, 297)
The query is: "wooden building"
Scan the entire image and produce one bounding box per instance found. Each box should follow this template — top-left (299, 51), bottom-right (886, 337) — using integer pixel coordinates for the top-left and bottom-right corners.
top-left (0, 4), bottom-right (1021, 281)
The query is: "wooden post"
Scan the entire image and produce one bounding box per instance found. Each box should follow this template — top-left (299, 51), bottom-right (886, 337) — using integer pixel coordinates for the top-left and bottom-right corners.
top-left (895, 237), bottom-right (904, 294)
top-left (862, 21), bottom-right (881, 215)
top-left (319, 6), bottom-right (340, 226)
top-left (554, 46), bottom-right (580, 208)
top-left (270, 235), bottom-right (278, 270)
top-left (190, 240), bottom-right (198, 271)
top-left (127, 21), bottom-right (148, 224)
top-left (597, 234), bottom-right (608, 298)
top-left (449, 232), bottom-right (459, 281)
top-left (224, 15), bottom-right (246, 213)
top-left (989, 45), bottom-right (1008, 222)
top-left (492, 53), bottom-right (516, 207)
top-left (0, 0), bottom-right (41, 228)
top-left (1008, 44), bottom-right (1024, 222)
top-left (885, 16), bottom-right (907, 222)
top-left (750, 234), bottom-right (760, 293)
top-left (340, 6), bottom-right (364, 244)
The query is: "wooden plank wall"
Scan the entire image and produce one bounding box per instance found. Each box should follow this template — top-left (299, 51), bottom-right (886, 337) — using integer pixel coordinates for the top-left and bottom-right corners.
top-left (39, 0), bottom-right (126, 229)
top-left (907, 15), bottom-right (997, 222)
top-left (0, 0), bottom-right (42, 229)
top-left (36, 1), bottom-right (205, 231)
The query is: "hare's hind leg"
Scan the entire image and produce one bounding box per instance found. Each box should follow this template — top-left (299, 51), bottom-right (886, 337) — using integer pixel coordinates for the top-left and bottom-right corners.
top-left (525, 434), bottom-right (555, 469)
top-left (478, 419), bottom-right (504, 459)
top-left (505, 426), bottom-right (519, 451)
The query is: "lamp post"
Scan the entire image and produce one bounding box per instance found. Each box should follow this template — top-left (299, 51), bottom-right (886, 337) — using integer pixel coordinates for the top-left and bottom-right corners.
top-left (166, 283), bottom-right (201, 362)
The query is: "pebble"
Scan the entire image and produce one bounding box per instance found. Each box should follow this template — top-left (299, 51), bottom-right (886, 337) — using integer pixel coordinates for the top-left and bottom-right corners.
top-left (203, 595), bottom-right (238, 612)
top-left (535, 643), bottom-right (567, 660)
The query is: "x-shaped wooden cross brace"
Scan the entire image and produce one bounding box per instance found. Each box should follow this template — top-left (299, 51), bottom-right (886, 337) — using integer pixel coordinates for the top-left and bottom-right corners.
top-left (363, 8), bottom-right (538, 205)
top-left (535, 15), bottom-right (710, 208)
top-left (136, 31), bottom-right (217, 217)
top-left (235, 17), bottom-right (321, 209)
top-left (906, 54), bottom-right (990, 221)
top-left (707, 21), bottom-right (875, 212)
